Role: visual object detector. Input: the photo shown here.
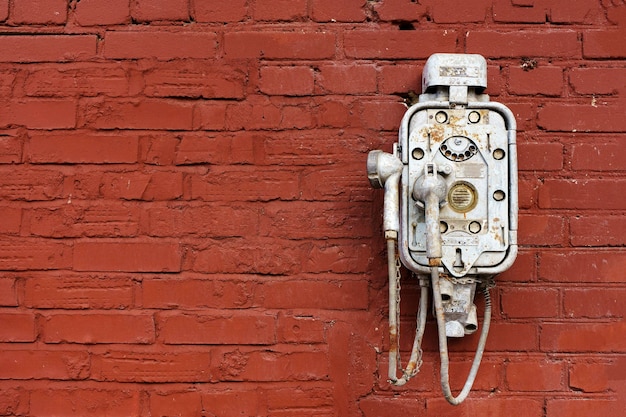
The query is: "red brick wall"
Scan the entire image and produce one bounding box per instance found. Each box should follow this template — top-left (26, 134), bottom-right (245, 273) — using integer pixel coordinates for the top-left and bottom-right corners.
top-left (0, 0), bottom-right (624, 416)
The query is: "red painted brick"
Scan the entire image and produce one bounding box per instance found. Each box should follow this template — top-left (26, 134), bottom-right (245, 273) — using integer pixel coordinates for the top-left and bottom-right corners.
top-left (584, 29), bottom-right (626, 58)
top-left (0, 35), bottom-right (97, 62)
top-left (0, 278), bottom-right (16, 306)
top-left (540, 251), bottom-right (626, 283)
top-left (131, 0), bottom-right (189, 21)
top-left (144, 62), bottom-right (246, 99)
top-left (571, 143), bottom-right (626, 171)
top-left (11, 0), bottom-right (67, 24)
top-left (301, 163), bottom-right (372, 202)
top-left (0, 313), bottom-right (36, 342)
top-left (426, 397), bottom-right (544, 417)
top-left (0, 206), bottom-right (21, 234)
top-left (505, 359), bottom-right (564, 391)
top-left (259, 66), bottom-right (315, 96)
top-left (563, 288), bottom-right (626, 318)
top-left (99, 171), bottom-right (183, 200)
top-left (0, 350), bottom-right (89, 379)
top-left (570, 215), bottom-right (626, 246)
top-left (359, 100), bottom-right (407, 131)
top-left (28, 133), bottom-right (138, 164)
top-left (24, 275), bottom-right (134, 309)
top-left (0, 239), bottom-right (71, 270)
top-left (224, 32), bottom-right (336, 59)
top-left (261, 280), bottom-right (368, 310)
top-left (569, 68), bottom-right (626, 95)
top-left (277, 314), bottom-right (326, 343)
top-left (149, 392), bottom-right (202, 417)
top-left (43, 312), bottom-right (155, 344)
top-left (192, 101), bottom-right (228, 130)
top-left (254, 0), bottom-right (307, 21)
top-left (73, 0), bottom-right (130, 26)
top-left (466, 30), bottom-right (580, 58)
top-left (0, 134), bottom-right (21, 163)
top-left (547, 399), bottom-right (614, 417)
top-left (344, 30), bottom-right (456, 59)
top-left (487, 323), bottom-right (538, 351)
top-left (267, 386), bottom-right (334, 409)
top-left (303, 241), bottom-right (372, 274)
top-left (30, 389), bottom-right (140, 417)
top-left (316, 98), bottom-right (353, 128)
top-left (0, 388), bottom-right (27, 416)
top-left (213, 348), bottom-right (329, 381)
top-left (142, 278), bottom-right (256, 309)
top-left (539, 178), bottom-right (626, 209)
top-left (569, 360), bottom-right (619, 393)
top-left (139, 134), bottom-right (178, 165)
top-left (311, 0), bottom-right (366, 22)
top-left (317, 64), bottom-right (377, 94)
top-left (74, 241), bottom-right (182, 272)
top-left (158, 312), bottom-right (276, 345)
top-left (0, 168), bottom-right (63, 201)
top-left (92, 350), bottom-right (211, 382)
top-left (550, 0), bottom-right (604, 23)
top-left (0, 0), bottom-right (7, 21)
top-left (448, 359), bottom-right (500, 391)
top-left (538, 103), bottom-right (626, 132)
top-left (429, 0), bottom-right (490, 23)
top-left (541, 321), bottom-right (626, 352)
top-left (519, 214), bottom-right (567, 246)
top-left (104, 31), bottom-right (216, 59)
top-left (0, 99), bottom-right (76, 129)
top-left (360, 396), bottom-right (425, 416)
top-left (508, 66), bottom-right (563, 96)
top-left (501, 287), bottom-right (559, 318)
top-left (203, 390), bottom-right (263, 416)
top-left (25, 67), bottom-right (129, 97)
top-left (493, 1), bottom-right (547, 23)
top-left (373, 0), bottom-right (428, 22)
top-left (81, 99), bottom-right (193, 130)
top-left (378, 64), bottom-right (422, 95)
top-left (518, 142), bottom-right (563, 171)
top-left (193, 0), bottom-right (247, 22)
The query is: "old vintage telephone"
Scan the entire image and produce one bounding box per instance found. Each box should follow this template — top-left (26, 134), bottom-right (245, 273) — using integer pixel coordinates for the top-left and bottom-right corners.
top-left (367, 54), bottom-right (518, 405)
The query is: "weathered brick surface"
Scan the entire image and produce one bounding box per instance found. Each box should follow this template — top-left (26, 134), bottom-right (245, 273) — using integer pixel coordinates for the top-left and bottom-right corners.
top-left (1, 1), bottom-right (624, 415)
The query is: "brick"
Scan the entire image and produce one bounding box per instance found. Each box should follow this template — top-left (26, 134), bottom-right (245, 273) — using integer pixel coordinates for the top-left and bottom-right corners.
top-left (139, 134), bottom-right (178, 165)
top-left (569, 360), bottom-right (614, 392)
top-left (317, 64), bottom-right (377, 94)
top-left (0, 206), bottom-right (21, 234)
top-left (448, 359), bottom-right (500, 391)
top-left (378, 64), bottom-right (422, 95)
top-left (344, 30), bottom-right (456, 59)
top-left (214, 348), bottom-right (329, 381)
top-left (190, 167), bottom-right (299, 201)
top-left (0, 35), bottom-right (97, 62)
top-left (0, 134), bottom-right (21, 163)
top-left (0, 0), bottom-right (7, 21)
top-left (191, 238), bottom-right (302, 275)
top-left (539, 179), bottom-right (626, 209)
top-left (0, 388), bottom-right (27, 416)
top-left (569, 68), bottom-right (626, 95)
top-left (149, 392), bottom-right (202, 417)
top-left (538, 103), bottom-right (626, 132)
top-left (0, 239), bottom-right (71, 270)
top-left (24, 276), bottom-right (134, 309)
top-left (488, 323), bottom-right (538, 351)
top-left (507, 102), bottom-right (536, 132)
top-left (277, 315), bottom-right (326, 344)
top-left (25, 67), bottom-right (129, 97)
top-left (570, 215), bottom-right (626, 246)
top-left (254, 0), bottom-right (307, 21)
top-left (92, 350), bottom-right (211, 382)
top-left (224, 97), bottom-right (315, 130)
top-left (519, 214), bottom-right (566, 246)
top-left (571, 143), bottom-right (626, 171)
top-left (142, 278), bottom-right (256, 309)
top-left (505, 359), bottom-right (564, 391)
top-left (540, 251), bottom-right (626, 283)
top-left (74, 241), bottom-right (181, 272)
top-left (30, 389), bottom-right (140, 417)
top-left (159, 312), bottom-right (276, 345)
top-left (131, 0), bottom-right (189, 21)
top-left (303, 241), bottom-right (372, 274)
top-left (316, 98), bottom-right (353, 128)
top-left (0, 350), bottom-right (89, 379)
top-left (81, 99), bottom-right (193, 130)
top-left (0, 168), bottom-right (63, 200)
top-left (373, 0), bottom-right (429, 22)
top-left (549, 0), bottom-right (604, 23)
top-left (301, 163), bottom-right (372, 202)
top-left (547, 399), bottom-right (614, 417)
top-left (28, 133), bottom-right (138, 164)
top-left (147, 204), bottom-right (258, 238)
top-left (360, 396), bottom-right (425, 416)
top-left (259, 66), bottom-right (315, 96)
top-left (310, 0), bottom-right (366, 22)
top-left (0, 99), bottom-right (76, 129)
top-left (541, 321), bottom-right (626, 352)
top-left (99, 171), bottom-right (183, 200)
top-left (501, 287), bottom-right (559, 318)
top-left (267, 386), bottom-right (334, 409)
top-left (563, 288), bottom-right (626, 318)
top-left (261, 280), bottom-right (368, 310)
top-left (225, 31), bottom-right (335, 59)
top-left (359, 100), bottom-right (407, 131)
top-left (584, 29), bottom-right (626, 58)
top-left (192, 101), bottom-right (228, 130)
top-left (428, 0), bottom-right (490, 23)
top-left (508, 66), bottom-right (563, 96)
top-left (0, 71), bottom-right (15, 98)
top-left (11, 0), bottom-right (67, 24)
top-left (0, 313), bottom-right (36, 342)
top-left (144, 62), bottom-right (246, 99)
top-left (104, 31), bottom-right (216, 59)
top-left (466, 30), bottom-right (580, 58)
top-left (0, 278), bottom-right (17, 306)
top-left (202, 390), bottom-right (262, 416)
top-left (492, 1), bottom-right (547, 23)
top-left (261, 202), bottom-right (373, 239)
top-left (43, 312), bottom-right (155, 344)
top-left (73, 0), bottom-right (130, 26)
top-left (193, 0), bottom-right (247, 22)
top-left (518, 142), bottom-right (563, 171)
top-left (426, 397), bottom-right (544, 417)
top-left (175, 133), bottom-right (259, 165)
